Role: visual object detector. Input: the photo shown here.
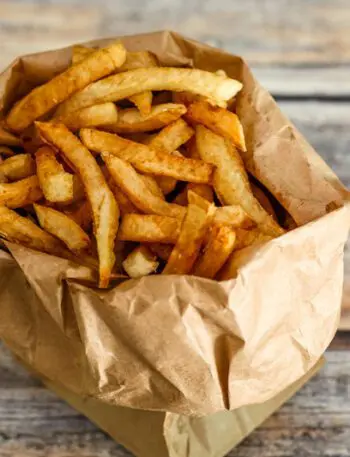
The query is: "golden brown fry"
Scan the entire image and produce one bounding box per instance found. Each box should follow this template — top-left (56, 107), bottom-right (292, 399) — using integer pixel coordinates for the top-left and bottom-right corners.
top-left (102, 103), bottom-right (186, 134)
top-left (0, 154), bottom-right (35, 181)
top-left (173, 183), bottom-right (214, 206)
top-left (0, 175), bottom-right (43, 208)
top-left (235, 228), bottom-right (273, 250)
top-left (35, 146), bottom-right (74, 203)
top-left (36, 122), bottom-right (119, 288)
top-left (7, 42), bottom-right (127, 132)
top-left (185, 136), bottom-right (200, 159)
top-left (172, 91), bottom-right (205, 106)
top-left (128, 91), bottom-right (153, 117)
top-left (251, 182), bottom-right (277, 220)
top-left (0, 126), bottom-right (22, 146)
top-left (34, 203), bottom-right (91, 253)
top-left (0, 205), bottom-right (72, 258)
top-left (118, 214), bottom-right (181, 243)
top-left (140, 174), bottom-right (165, 200)
top-left (71, 44), bottom-right (93, 64)
top-left (196, 126), bottom-right (284, 237)
top-left (186, 101), bottom-right (246, 151)
top-left (81, 129), bottom-right (214, 184)
top-left (214, 205), bottom-right (253, 229)
top-left (106, 177), bottom-right (138, 216)
top-left (102, 153), bottom-right (185, 219)
top-left (56, 67), bottom-right (243, 116)
top-left (147, 243), bottom-right (172, 261)
top-left (0, 146), bottom-right (15, 157)
top-left (147, 118), bottom-right (194, 153)
top-left (56, 103), bottom-right (118, 131)
top-left (193, 223), bottom-right (236, 279)
top-left (63, 200), bottom-right (93, 232)
top-left (122, 245), bottom-right (159, 278)
top-left (163, 191), bottom-right (216, 275)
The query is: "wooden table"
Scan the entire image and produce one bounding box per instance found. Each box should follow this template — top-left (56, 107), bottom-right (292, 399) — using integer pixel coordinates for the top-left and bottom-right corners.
top-left (0, 0), bottom-right (349, 455)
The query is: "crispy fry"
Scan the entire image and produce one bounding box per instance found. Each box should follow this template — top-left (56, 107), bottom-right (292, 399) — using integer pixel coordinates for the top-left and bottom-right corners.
top-left (122, 245), bottom-right (159, 278)
top-left (214, 205), bottom-right (253, 229)
top-left (147, 118), bottom-right (194, 153)
top-left (81, 129), bottom-right (214, 184)
top-left (56, 103), bottom-right (118, 131)
top-left (102, 153), bottom-right (185, 219)
top-left (34, 204), bottom-right (91, 253)
top-left (63, 200), bottom-right (93, 232)
top-left (128, 91), bottom-right (153, 117)
top-left (0, 154), bottom-right (35, 181)
top-left (235, 228), bottom-right (273, 250)
top-left (147, 243), bottom-right (173, 261)
top-left (103, 103), bottom-right (186, 134)
top-left (107, 178), bottom-right (138, 216)
top-left (0, 146), bottom-right (15, 157)
top-left (193, 223), bottom-right (236, 278)
top-left (0, 175), bottom-right (43, 208)
top-left (163, 191), bottom-right (216, 275)
top-left (0, 126), bottom-right (22, 146)
top-left (35, 146), bottom-right (74, 203)
top-left (0, 205), bottom-right (72, 258)
top-left (140, 174), bottom-right (165, 200)
top-left (251, 182), bottom-right (277, 220)
top-left (196, 126), bottom-right (284, 237)
top-left (36, 122), bottom-right (119, 288)
top-left (173, 183), bottom-right (214, 206)
top-left (71, 44), bottom-right (94, 64)
top-left (7, 42), bottom-right (127, 132)
top-left (56, 67), bottom-right (242, 116)
top-left (186, 100), bottom-right (246, 151)
top-left (118, 214), bottom-right (181, 243)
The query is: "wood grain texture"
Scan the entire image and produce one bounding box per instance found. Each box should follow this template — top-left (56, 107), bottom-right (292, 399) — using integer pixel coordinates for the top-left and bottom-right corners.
top-left (0, 341), bottom-right (349, 457)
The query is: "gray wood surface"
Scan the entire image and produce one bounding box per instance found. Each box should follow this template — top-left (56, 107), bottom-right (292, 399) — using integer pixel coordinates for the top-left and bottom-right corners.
top-left (0, 1), bottom-right (349, 456)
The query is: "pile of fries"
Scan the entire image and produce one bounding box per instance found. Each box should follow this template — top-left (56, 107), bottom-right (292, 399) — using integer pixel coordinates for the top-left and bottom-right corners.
top-left (0, 41), bottom-right (291, 288)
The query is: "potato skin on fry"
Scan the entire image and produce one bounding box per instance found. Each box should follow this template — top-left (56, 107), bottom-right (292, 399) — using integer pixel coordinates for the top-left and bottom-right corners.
top-left (0, 175), bottom-right (43, 208)
top-left (7, 41), bottom-right (127, 132)
top-left (36, 122), bottom-right (119, 288)
top-left (34, 204), bottom-right (91, 253)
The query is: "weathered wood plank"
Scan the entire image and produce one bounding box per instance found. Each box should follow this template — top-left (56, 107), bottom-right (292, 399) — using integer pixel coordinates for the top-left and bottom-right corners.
top-left (0, 343), bottom-right (349, 456)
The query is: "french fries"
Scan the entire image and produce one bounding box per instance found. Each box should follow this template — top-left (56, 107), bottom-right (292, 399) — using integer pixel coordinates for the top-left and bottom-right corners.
top-left (0, 126), bottom-right (22, 147)
top-left (128, 91), bottom-right (153, 117)
top-left (118, 214), bottom-right (181, 243)
top-left (36, 122), bottom-right (119, 288)
top-left (196, 126), bottom-right (284, 237)
top-left (147, 118), bottom-right (194, 153)
top-left (80, 129), bottom-right (213, 184)
top-left (102, 153), bottom-right (185, 219)
top-left (163, 191), bottom-right (215, 275)
top-left (35, 146), bottom-right (74, 203)
top-left (107, 178), bottom-right (138, 216)
top-left (7, 41), bottom-right (127, 132)
top-left (186, 100), bottom-right (246, 151)
top-left (173, 183), bottom-right (214, 206)
top-left (0, 154), bottom-right (35, 181)
top-left (193, 223), bottom-right (236, 278)
top-left (34, 204), bottom-right (91, 253)
top-left (235, 228), bottom-right (273, 250)
top-left (56, 67), bottom-right (242, 116)
top-left (0, 175), bottom-right (43, 208)
top-left (214, 205), bottom-right (253, 229)
top-left (103, 103), bottom-right (186, 134)
top-left (122, 245), bottom-right (159, 278)
top-left (63, 200), bottom-right (93, 232)
top-left (56, 103), bottom-right (118, 131)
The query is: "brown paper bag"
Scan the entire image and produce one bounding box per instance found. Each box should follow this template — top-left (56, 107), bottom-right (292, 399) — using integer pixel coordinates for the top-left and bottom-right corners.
top-left (0, 31), bottom-right (349, 420)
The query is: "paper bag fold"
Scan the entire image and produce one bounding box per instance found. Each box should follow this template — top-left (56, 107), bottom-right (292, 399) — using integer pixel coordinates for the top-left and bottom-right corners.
top-left (0, 31), bottom-right (349, 417)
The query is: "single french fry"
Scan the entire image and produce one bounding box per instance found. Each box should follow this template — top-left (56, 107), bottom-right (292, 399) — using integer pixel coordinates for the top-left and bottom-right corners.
top-left (163, 191), bottom-right (216, 275)
top-left (0, 154), bottom-right (35, 181)
top-left (235, 228), bottom-right (273, 250)
top-left (7, 42), bottom-right (127, 132)
top-left (147, 243), bottom-right (173, 261)
top-left (102, 153), bottom-right (185, 219)
top-left (36, 122), bottom-right (119, 288)
top-left (147, 118), bottom-right (194, 153)
top-left (0, 126), bottom-right (22, 147)
top-left (102, 104), bottom-right (186, 134)
top-left (173, 183), bottom-right (214, 206)
top-left (196, 126), bottom-right (284, 237)
top-left (186, 100), bottom-right (246, 151)
top-left (71, 44), bottom-right (94, 64)
top-left (193, 223), bottom-right (236, 279)
top-left (56, 103), bottom-right (118, 131)
top-left (128, 91), bottom-right (153, 117)
top-left (140, 174), bottom-right (165, 200)
top-left (106, 177), bottom-right (138, 216)
top-left (122, 245), bottom-right (159, 278)
top-left (56, 67), bottom-right (243, 117)
top-left (0, 146), bottom-right (15, 157)
top-left (0, 205), bottom-right (72, 258)
top-left (214, 205), bottom-right (253, 229)
top-left (118, 214), bottom-right (181, 243)
top-left (80, 129), bottom-right (214, 184)
top-left (35, 146), bottom-right (74, 203)
top-left (34, 204), bottom-right (91, 253)
top-left (63, 200), bottom-right (93, 232)
top-left (0, 175), bottom-right (43, 208)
